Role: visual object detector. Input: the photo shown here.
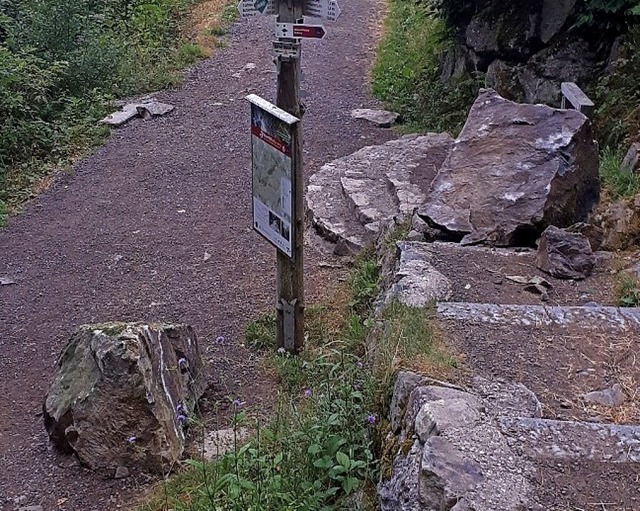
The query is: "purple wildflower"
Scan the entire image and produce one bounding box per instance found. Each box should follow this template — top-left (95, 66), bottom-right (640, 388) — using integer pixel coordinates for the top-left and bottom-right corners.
top-left (232, 398), bottom-right (244, 408)
top-left (176, 403), bottom-right (185, 414)
top-left (277, 347), bottom-right (286, 355)
top-left (215, 336), bottom-right (225, 344)
top-left (178, 357), bottom-right (187, 370)
top-left (127, 436), bottom-right (137, 444)
top-left (356, 361), bottom-right (363, 369)
top-left (304, 389), bottom-right (312, 398)
top-left (367, 414), bottom-right (377, 425)
top-left (177, 414), bottom-right (187, 425)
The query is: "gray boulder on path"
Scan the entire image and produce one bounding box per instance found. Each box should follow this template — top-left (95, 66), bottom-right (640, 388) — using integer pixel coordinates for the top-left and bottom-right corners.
top-left (43, 323), bottom-right (204, 476)
top-left (418, 89), bottom-right (600, 246)
top-left (536, 225), bottom-right (595, 280)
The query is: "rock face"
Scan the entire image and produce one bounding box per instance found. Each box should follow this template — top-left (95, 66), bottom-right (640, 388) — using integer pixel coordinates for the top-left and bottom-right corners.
top-left (43, 323), bottom-right (204, 476)
top-left (418, 90), bottom-right (600, 246)
top-left (377, 241), bottom-right (452, 308)
top-left (379, 375), bottom-right (538, 511)
top-left (535, 225), bottom-right (595, 280)
top-left (440, 0), bottom-right (606, 106)
top-left (380, 371), bottom-right (640, 510)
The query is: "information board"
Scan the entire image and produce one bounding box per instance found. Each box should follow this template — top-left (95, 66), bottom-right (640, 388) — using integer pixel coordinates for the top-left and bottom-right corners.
top-left (247, 94), bottom-right (300, 258)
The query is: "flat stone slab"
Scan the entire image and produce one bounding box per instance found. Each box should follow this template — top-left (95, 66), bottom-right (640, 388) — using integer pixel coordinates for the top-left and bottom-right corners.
top-left (350, 108), bottom-right (400, 127)
top-left (306, 134), bottom-right (452, 254)
top-left (437, 302), bottom-right (640, 329)
top-left (499, 417), bottom-right (640, 463)
top-left (100, 100), bottom-right (174, 126)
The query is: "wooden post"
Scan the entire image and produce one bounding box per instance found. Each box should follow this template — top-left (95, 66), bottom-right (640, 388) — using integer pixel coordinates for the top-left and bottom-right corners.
top-left (275, 0), bottom-right (304, 353)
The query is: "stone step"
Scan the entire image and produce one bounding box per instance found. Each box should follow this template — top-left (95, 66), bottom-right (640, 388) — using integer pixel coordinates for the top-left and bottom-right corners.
top-left (498, 416), bottom-right (640, 463)
top-left (306, 134), bottom-right (452, 253)
top-left (437, 302), bottom-right (640, 330)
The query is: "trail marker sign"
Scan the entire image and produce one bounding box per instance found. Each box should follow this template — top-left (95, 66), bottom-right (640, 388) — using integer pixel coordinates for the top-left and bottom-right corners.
top-left (239, 0), bottom-right (340, 20)
top-left (303, 0), bottom-right (341, 21)
top-left (275, 22), bottom-right (326, 39)
top-left (238, 0), bottom-right (275, 17)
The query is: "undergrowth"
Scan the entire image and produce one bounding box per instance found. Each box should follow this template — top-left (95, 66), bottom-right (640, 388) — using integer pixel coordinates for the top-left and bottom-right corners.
top-left (371, 0), bottom-right (483, 135)
top-left (616, 273), bottom-right (640, 306)
top-left (0, 0), bottom-right (235, 226)
top-left (140, 253), bottom-right (457, 511)
top-left (599, 146), bottom-right (640, 200)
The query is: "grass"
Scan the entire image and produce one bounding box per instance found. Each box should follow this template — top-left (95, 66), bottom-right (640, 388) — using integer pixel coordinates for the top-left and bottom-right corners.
top-left (599, 146), bottom-right (640, 201)
top-left (616, 273), bottom-right (640, 307)
top-left (138, 253), bottom-right (458, 511)
top-left (371, 0), bottom-right (483, 135)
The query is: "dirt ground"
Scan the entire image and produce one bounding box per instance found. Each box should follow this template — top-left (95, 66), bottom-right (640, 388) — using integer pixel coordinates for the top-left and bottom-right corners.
top-left (0, 1), bottom-right (394, 509)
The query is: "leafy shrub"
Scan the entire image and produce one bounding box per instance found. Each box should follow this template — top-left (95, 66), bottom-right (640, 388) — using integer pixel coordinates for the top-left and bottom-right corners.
top-left (0, 0), bottom-right (209, 220)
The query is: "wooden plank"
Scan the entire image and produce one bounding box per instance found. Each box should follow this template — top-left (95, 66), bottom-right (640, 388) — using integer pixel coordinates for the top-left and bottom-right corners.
top-left (560, 82), bottom-right (594, 112)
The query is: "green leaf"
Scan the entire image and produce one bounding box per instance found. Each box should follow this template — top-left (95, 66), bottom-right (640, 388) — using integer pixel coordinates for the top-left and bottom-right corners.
top-left (336, 451), bottom-right (350, 468)
top-left (342, 477), bottom-right (359, 495)
top-left (307, 443), bottom-right (322, 455)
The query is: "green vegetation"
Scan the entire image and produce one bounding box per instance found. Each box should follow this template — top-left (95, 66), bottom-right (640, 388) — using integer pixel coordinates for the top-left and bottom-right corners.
top-left (592, 24), bottom-right (640, 148)
top-left (371, 0), bottom-right (483, 135)
top-left (616, 273), bottom-right (640, 306)
top-left (140, 254), bottom-right (457, 511)
top-left (0, 0), bottom-right (231, 225)
top-left (599, 146), bottom-right (640, 200)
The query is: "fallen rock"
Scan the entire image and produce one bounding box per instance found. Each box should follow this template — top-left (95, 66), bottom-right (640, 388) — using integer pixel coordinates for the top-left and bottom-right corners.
top-left (114, 465), bottom-right (130, 479)
top-left (535, 225), bottom-right (595, 280)
top-left (137, 101), bottom-right (175, 119)
top-left (350, 108), bottom-right (400, 128)
top-left (582, 383), bottom-right (626, 408)
top-left (621, 142), bottom-right (639, 173)
top-left (100, 100), bottom-right (174, 126)
top-left (418, 89), bottom-right (600, 246)
top-left (43, 323), bottom-right (204, 475)
top-left (566, 222), bottom-right (604, 251)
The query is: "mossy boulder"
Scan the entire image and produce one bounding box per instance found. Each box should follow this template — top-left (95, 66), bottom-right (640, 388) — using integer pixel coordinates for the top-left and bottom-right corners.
top-left (43, 323), bottom-right (204, 477)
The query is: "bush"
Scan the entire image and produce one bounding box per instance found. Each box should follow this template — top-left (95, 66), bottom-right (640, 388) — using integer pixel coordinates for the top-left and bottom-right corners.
top-left (0, 0), bottom-right (210, 221)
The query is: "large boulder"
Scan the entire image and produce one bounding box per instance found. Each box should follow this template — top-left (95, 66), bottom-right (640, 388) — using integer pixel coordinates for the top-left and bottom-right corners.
top-left (43, 323), bottom-right (204, 476)
top-left (418, 89), bottom-right (600, 246)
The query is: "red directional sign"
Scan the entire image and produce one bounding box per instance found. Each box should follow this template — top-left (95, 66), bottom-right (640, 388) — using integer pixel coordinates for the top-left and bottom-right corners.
top-left (293, 24), bottom-right (326, 38)
top-left (276, 22), bottom-right (326, 39)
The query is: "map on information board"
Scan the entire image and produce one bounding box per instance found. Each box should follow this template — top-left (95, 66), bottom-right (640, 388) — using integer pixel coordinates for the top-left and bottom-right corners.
top-left (247, 95), bottom-right (299, 258)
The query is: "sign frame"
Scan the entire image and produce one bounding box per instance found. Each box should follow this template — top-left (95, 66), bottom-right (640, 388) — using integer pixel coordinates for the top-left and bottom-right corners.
top-left (247, 94), bottom-right (300, 260)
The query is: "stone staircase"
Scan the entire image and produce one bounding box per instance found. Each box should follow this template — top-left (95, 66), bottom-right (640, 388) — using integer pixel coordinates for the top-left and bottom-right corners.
top-left (307, 124), bottom-right (640, 511)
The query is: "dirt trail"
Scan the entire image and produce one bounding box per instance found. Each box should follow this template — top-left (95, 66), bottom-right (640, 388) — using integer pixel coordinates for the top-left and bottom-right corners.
top-left (0, 3), bottom-right (394, 509)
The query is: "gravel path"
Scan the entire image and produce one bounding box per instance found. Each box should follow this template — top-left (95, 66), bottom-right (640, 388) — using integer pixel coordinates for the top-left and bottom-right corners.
top-left (0, 1), bottom-right (394, 508)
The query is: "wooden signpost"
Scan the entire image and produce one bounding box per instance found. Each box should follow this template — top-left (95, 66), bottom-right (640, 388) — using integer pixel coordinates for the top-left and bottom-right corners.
top-left (242, 0), bottom-right (340, 353)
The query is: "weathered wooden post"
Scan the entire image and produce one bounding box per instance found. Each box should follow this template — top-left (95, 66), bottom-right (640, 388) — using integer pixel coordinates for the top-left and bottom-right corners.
top-left (240, 0), bottom-right (340, 353)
